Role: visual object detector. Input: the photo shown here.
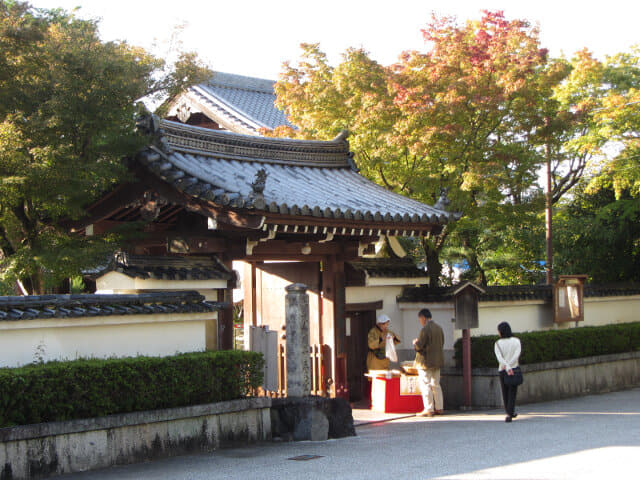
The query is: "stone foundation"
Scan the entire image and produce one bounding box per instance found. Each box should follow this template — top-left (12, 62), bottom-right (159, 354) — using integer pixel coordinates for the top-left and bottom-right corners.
top-left (441, 351), bottom-right (640, 408)
top-left (0, 398), bottom-right (271, 480)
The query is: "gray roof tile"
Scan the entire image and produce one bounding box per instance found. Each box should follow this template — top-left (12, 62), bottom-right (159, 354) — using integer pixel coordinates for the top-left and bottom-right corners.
top-left (92, 252), bottom-right (233, 281)
top-left (136, 118), bottom-right (453, 229)
top-left (348, 258), bottom-right (427, 278)
top-left (0, 292), bottom-right (223, 321)
top-left (184, 71), bottom-right (292, 133)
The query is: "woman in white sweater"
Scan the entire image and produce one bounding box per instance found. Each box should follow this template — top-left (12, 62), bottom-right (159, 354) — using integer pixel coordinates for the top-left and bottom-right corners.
top-left (494, 322), bottom-right (521, 422)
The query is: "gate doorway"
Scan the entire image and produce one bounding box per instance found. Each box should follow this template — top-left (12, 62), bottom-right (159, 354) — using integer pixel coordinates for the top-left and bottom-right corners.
top-left (345, 310), bottom-right (377, 403)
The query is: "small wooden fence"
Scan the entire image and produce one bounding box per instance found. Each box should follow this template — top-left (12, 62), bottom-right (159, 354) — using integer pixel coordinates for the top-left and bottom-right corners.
top-left (266, 343), bottom-right (331, 397)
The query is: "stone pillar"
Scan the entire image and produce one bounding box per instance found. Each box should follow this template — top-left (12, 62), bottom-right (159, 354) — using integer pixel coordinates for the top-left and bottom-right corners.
top-left (285, 283), bottom-right (310, 397)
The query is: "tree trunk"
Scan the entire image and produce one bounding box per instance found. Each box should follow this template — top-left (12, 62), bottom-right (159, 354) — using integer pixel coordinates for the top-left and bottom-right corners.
top-left (422, 237), bottom-right (444, 288)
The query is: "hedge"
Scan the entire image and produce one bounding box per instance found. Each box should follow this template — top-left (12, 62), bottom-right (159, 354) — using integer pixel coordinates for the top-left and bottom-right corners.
top-left (454, 322), bottom-right (640, 368)
top-left (0, 350), bottom-right (264, 428)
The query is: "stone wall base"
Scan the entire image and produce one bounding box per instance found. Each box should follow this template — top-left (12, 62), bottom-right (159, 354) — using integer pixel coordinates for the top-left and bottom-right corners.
top-left (441, 351), bottom-right (640, 409)
top-left (0, 398), bottom-right (272, 480)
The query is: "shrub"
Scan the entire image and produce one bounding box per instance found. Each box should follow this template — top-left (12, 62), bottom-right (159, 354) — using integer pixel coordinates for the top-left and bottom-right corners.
top-left (454, 322), bottom-right (640, 368)
top-left (0, 350), bottom-right (264, 428)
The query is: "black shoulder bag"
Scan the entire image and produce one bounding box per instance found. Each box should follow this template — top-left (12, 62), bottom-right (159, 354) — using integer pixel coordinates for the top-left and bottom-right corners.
top-left (496, 342), bottom-right (523, 386)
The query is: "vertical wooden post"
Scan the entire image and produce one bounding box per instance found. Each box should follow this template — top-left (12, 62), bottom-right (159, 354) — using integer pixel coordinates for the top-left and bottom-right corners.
top-left (218, 256), bottom-right (234, 350)
top-left (462, 328), bottom-right (472, 408)
top-left (321, 256), bottom-right (335, 397)
top-left (321, 252), bottom-right (348, 399)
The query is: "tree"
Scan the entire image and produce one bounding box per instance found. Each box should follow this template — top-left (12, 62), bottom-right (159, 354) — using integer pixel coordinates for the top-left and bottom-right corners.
top-left (547, 48), bottom-right (640, 283)
top-left (0, 1), bottom-right (210, 294)
top-left (554, 182), bottom-right (640, 282)
top-left (272, 11), bottom-right (551, 286)
top-left (586, 47), bottom-right (640, 197)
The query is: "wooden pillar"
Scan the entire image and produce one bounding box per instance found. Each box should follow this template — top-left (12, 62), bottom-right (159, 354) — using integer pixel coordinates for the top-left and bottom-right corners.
top-left (321, 252), bottom-right (348, 399)
top-left (242, 261), bottom-right (258, 351)
top-left (462, 328), bottom-right (472, 408)
top-left (218, 256), bottom-right (234, 350)
top-left (243, 261), bottom-right (258, 327)
top-left (321, 256), bottom-right (335, 397)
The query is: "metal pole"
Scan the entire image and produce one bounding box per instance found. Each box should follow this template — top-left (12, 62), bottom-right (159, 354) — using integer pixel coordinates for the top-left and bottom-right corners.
top-left (545, 132), bottom-right (554, 285)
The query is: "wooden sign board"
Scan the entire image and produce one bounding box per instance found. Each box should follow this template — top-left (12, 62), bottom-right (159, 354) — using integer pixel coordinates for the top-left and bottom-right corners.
top-left (554, 275), bottom-right (588, 323)
top-left (454, 285), bottom-right (481, 330)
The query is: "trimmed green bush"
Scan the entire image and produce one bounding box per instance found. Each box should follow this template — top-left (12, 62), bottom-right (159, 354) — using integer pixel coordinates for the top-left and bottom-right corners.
top-left (454, 322), bottom-right (640, 368)
top-left (0, 350), bottom-right (264, 428)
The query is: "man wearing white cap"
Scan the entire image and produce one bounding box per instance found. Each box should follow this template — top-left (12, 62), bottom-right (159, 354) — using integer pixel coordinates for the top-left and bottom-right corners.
top-left (366, 314), bottom-right (401, 371)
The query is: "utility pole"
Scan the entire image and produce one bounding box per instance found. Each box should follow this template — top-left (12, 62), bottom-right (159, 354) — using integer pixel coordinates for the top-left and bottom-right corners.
top-left (545, 119), bottom-right (553, 285)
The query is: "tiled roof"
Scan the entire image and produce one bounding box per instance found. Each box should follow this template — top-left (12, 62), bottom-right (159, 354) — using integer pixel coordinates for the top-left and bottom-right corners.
top-left (0, 291), bottom-right (223, 321)
top-left (584, 284), bottom-right (640, 297)
top-left (348, 258), bottom-right (427, 278)
top-left (93, 252), bottom-right (233, 281)
top-left (399, 283), bottom-right (640, 303)
top-left (398, 284), bottom-right (553, 303)
top-left (172, 72), bottom-right (293, 135)
top-left (136, 117), bottom-right (453, 230)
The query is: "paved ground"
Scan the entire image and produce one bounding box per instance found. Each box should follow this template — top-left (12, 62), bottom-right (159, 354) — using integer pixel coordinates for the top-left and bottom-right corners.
top-left (66, 388), bottom-right (640, 480)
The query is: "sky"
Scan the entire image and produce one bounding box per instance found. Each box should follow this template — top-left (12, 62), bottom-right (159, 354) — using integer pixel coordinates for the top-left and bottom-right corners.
top-left (29, 0), bottom-right (640, 80)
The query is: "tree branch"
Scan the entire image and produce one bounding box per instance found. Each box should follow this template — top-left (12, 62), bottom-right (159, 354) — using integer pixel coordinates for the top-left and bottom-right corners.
top-left (378, 165), bottom-right (393, 190)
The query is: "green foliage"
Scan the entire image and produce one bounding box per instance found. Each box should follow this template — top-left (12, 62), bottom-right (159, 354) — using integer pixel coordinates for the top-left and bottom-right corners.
top-left (69, 276), bottom-right (85, 293)
top-left (0, 350), bottom-right (264, 428)
top-left (0, 2), bottom-right (211, 293)
top-left (554, 183), bottom-right (640, 282)
top-left (271, 12), bottom-right (559, 286)
top-left (585, 47), bottom-right (640, 198)
top-left (453, 322), bottom-right (640, 368)
top-left (271, 13), bottom-right (640, 286)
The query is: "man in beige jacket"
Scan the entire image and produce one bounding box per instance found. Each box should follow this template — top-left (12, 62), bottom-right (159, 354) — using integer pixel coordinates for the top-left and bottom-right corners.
top-left (413, 308), bottom-right (444, 416)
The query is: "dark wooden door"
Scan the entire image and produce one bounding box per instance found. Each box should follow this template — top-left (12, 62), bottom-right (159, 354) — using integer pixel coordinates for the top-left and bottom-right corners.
top-left (345, 310), bottom-right (376, 403)
top-left (255, 262), bottom-right (321, 345)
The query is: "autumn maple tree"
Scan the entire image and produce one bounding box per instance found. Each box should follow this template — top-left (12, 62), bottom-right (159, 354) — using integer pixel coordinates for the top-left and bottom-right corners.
top-left (272, 11), bottom-right (553, 285)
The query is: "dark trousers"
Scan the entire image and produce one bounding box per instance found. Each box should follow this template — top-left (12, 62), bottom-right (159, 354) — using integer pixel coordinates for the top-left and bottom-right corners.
top-left (499, 370), bottom-right (518, 417)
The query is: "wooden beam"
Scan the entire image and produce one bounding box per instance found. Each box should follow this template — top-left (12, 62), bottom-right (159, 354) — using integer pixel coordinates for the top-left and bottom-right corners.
top-left (243, 239), bottom-right (360, 259)
top-left (136, 170), bottom-right (265, 230)
top-left (168, 235), bottom-right (227, 254)
top-left (65, 182), bottom-right (149, 231)
top-left (262, 216), bottom-right (442, 235)
top-left (345, 300), bottom-right (383, 312)
top-left (241, 254), bottom-right (327, 262)
top-left (218, 210), bottom-right (265, 230)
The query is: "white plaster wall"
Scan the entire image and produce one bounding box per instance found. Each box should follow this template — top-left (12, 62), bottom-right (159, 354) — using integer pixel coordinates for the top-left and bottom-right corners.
top-left (476, 296), bottom-right (640, 337)
top-left (346, 285), bottom-right (406, 341)
top-left (475, 301), bottom-right (552, 337)
top-left (397, 302), bottom-right (456, 351)
top-left (584, 296), bottom-right (640, 326)
top-left (0, 313), bottom-right (214, 368)
top-left (398, 295), bottom-right (640, 346)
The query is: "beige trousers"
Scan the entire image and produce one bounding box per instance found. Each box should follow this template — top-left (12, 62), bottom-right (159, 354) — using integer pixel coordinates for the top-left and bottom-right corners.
top-left (418, 367), bottom-right (444, 412)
